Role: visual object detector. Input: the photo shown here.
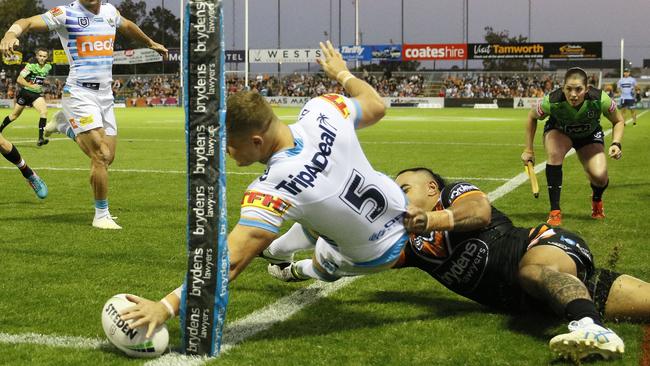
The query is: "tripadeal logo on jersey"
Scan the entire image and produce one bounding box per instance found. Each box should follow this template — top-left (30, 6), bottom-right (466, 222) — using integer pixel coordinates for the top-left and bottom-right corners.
top-left (275, 115), bottom-right (338, 196)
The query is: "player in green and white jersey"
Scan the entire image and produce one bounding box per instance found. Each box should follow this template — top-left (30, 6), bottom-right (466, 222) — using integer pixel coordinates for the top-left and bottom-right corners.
top-left (0, 47), bottom-right (51, 146)
top-left (521, 68), bottom-right (625, 226)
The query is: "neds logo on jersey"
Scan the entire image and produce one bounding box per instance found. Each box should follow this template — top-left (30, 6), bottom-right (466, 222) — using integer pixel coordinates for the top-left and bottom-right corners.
top-left (77, 35), bottom-right (115, 57)
top-left (241, 190), bottom-right (291, 216)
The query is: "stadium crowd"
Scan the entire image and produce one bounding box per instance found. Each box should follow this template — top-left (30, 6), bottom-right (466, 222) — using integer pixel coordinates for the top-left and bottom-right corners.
top-left (227, 72), bottom-right (426, 98)
top-left (2, 70), bottom-right (645, 102)
top-left (438, 73), bottom-right (597, 98)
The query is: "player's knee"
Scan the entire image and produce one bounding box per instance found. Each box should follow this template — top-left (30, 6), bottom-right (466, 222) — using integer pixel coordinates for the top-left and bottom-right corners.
top-left (546, 152), bottom-right (565, 164)
top-left (518, 264), bottom-right (543, 287)
top-left (91, 144), bottom-right (111, 167)
top-left (588, 171), bottom-right (608, 186)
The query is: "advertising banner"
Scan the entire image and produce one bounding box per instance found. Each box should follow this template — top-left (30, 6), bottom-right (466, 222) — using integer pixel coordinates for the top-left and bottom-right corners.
top-left (264, 96), bottom-right (310, 107)
top-left (53, 50), bottom-right (68, 64)
top-left (402, 44), bottom-right (467, 60)
top-left (513, 97), bottom-right (541, 109)
top-left (249, 49), bottom-right (322, 63)
top-left (468, 42), bottom-right (602, 59)
top-left (113, 48), bottom-right (163, 65)
top-left (368, 45), bottom-right (402, 61)
top-left (340, 45), bottom-right (371, 61)
top-left (444, 98), bottom-right (514, 108)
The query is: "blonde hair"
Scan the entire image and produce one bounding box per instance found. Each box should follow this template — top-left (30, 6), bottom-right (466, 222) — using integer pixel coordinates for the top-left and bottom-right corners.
top-left (226, 91), bottom-right (274, 138)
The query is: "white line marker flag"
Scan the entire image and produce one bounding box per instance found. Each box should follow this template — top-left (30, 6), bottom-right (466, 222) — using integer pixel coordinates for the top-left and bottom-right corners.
top-left (181, 0), bottom-right (229, 356)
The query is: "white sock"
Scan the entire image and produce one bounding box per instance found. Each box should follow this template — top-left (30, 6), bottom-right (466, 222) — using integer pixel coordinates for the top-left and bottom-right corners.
top-left (94, 199), bottom-right (109, 219)
top-left (265, 223), bottom-right (316, 261)
top-left (294, 259), bottom-right (323, 280)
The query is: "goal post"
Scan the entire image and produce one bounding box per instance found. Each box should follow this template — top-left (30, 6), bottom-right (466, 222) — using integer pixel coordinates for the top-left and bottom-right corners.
top-left (180, 0), bottom-right (229, 357)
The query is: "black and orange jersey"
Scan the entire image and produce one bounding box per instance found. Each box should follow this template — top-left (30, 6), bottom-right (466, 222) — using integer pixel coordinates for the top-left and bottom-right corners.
top-left (396, 181), bottom-right (531, 310)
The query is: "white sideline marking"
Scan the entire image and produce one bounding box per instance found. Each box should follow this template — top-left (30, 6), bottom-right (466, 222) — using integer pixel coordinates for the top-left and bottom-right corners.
top-left (2, 112), bottom-right (643, 364)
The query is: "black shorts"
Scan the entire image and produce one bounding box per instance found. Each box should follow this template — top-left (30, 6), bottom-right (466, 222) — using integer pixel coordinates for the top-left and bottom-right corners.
top-left (527, 224), bottom-right (595, 282)
top-left (15, 88), bottom-right (43, 107)
top-left (544, 123), bottom-right (604, 150)
top-left (619, 99), bottom-right (636, 109)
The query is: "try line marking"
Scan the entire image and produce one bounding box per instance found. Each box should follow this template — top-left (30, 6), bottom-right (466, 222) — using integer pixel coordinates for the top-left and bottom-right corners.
top-left (0, 112), bottom-right (644, 365)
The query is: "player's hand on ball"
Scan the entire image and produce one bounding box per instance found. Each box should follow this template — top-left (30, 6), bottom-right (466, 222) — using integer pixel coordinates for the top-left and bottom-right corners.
top-left (120, 294), bottom-right (170, 338)
top-left (317, 40), bottom-right (348, 82)
top-left (404, 205), bottom-right (429, 234)
top-left (521, 150), bottom-right (535, 165)
top-left (608, 144), bottom-right (622, 160)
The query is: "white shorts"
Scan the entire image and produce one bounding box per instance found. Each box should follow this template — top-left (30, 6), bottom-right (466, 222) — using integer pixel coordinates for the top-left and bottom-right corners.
top-left (312, 233), bottom-right (407, 280)
top-left (62, 85), bottom-right (117, 136)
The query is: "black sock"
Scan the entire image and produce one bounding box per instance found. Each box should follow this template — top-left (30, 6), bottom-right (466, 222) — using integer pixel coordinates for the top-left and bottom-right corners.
top-left (591, 180), bottom-right (609, 202)
top-left (38, 117), bottom-right (46, 139)
top-left (546, 164), bottom-right (563, 211)
top-left (0, 115), bottom-right (12, 132)
top-left (565, 298), bottom-right (603, 326)
top-left (1, 145), bottom-right (34, 179)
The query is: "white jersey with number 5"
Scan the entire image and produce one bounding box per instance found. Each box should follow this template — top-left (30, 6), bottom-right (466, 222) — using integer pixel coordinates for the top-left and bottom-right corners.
top-left (239, 94), bottom-right (407, 262)
top-left (41, 1), bottom-right (121, 90)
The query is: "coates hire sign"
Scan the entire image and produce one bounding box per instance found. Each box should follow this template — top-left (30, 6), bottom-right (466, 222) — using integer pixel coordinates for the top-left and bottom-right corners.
top-left (402, 44), bottom-right (467, 60)
top-left (468, 42), bottom-right (602, 59)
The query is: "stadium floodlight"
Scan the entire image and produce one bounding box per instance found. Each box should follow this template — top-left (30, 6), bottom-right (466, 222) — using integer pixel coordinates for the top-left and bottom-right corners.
top-left (180, 0), bottom-right (229, 357)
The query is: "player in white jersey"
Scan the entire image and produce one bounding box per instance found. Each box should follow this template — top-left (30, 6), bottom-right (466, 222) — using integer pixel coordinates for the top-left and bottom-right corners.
top-left (617, 68), bottom-right (637, 125)
top-left (118, 41), bottom-right (407, 338)
top-left (0, 0), bottom-right (167, 229)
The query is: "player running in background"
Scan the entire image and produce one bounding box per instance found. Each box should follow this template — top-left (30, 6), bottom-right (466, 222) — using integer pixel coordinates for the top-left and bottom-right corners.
top-left (0, 132), bottom-right (47, 198)
top-left (0, 48), bottom-right (51, 146)
top-left (521, 68), bottom-right (625, 226)
top-left (0, 0), bottom-right (167, 229)
top-left (617, 67), bottom-right (637, 126)
top-left (119, 41), bottom-right (409, 336)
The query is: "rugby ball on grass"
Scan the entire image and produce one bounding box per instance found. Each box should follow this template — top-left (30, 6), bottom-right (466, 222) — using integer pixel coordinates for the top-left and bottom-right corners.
top-left (101, 294), bottom-right (169, 358)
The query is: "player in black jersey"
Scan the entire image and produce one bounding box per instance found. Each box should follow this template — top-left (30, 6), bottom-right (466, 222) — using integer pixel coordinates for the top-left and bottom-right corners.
top-left (396, 167), bottom-right (649, 362)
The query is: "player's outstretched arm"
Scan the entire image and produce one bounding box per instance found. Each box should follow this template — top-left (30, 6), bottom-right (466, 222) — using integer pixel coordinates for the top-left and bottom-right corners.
top-left (117, 17), bottom-right (168, 57)
top-left (404, 192), bottom-right (491, 234)
top-left (317, 40), bottom-right (385, 129)
top-left (0, 15), bottom-right (48, 58)
top-left (228, 224), bottom-right (278, 281)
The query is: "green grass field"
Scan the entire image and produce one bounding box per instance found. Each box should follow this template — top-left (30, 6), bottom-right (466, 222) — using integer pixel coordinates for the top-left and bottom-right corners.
top-left (0, 106), bottom-right (648, 365)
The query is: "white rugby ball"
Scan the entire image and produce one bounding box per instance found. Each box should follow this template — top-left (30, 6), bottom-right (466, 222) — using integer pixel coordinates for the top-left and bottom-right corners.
top-left (101, 294), bottom-right (169, 358)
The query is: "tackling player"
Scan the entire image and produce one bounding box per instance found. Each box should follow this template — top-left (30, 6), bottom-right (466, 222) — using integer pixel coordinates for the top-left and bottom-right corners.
top-left (0, 0), bottom-right (168, 229)
top-left (617, 67), bottom-right (637, 126)
top-left (394, 167), bottom-right (649, 362)
top-left (119, 41), bottom-right (410, 337)
top-left (266, 167), bottom-right (649, 361)
top-left (1, 132), bottom-right (47, 198)
top-left (521, 68), bottom-right (625, 226)
top-left (0, 48), bottom-right (51, 146)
